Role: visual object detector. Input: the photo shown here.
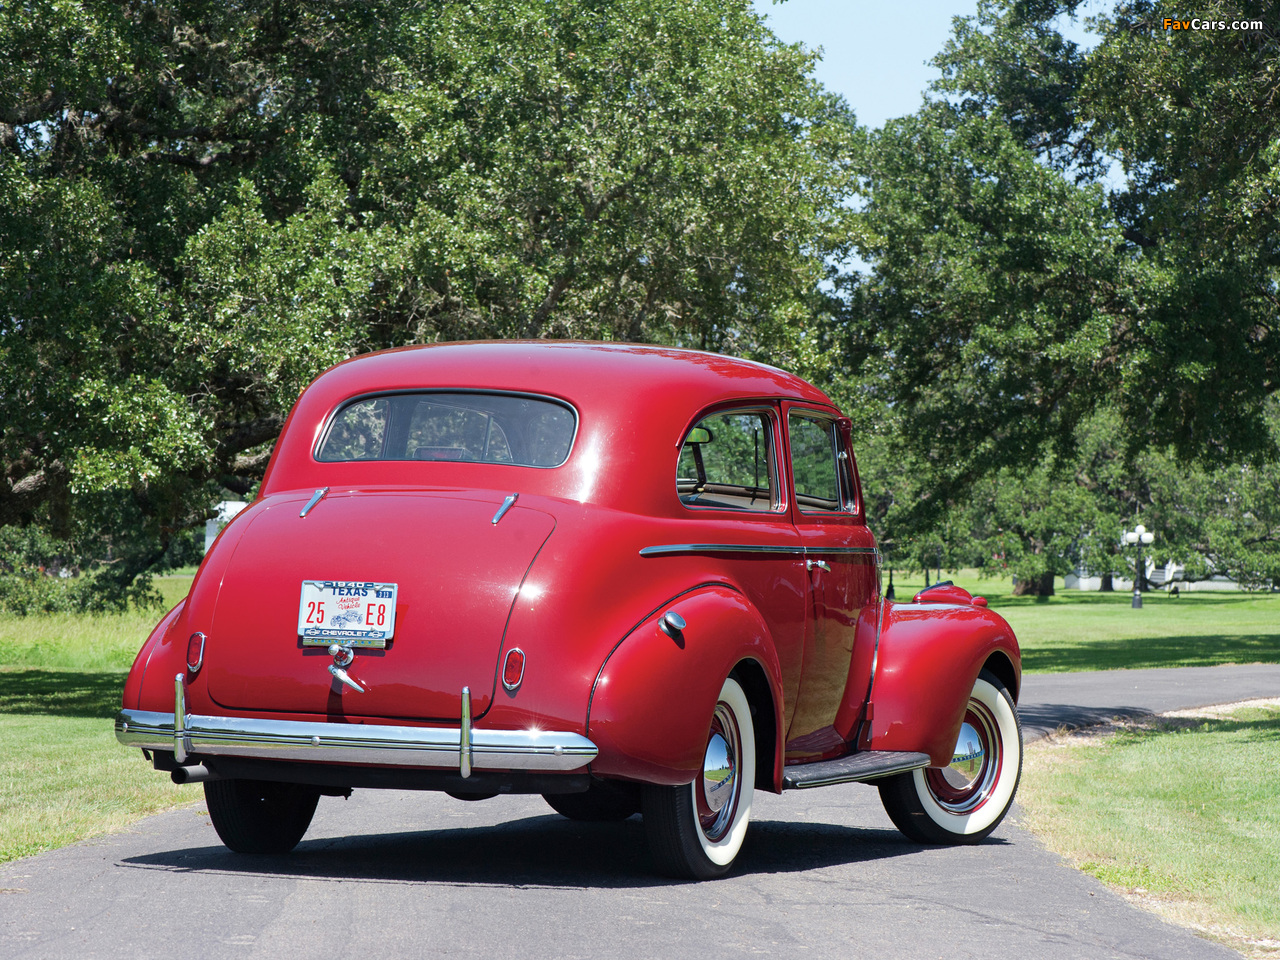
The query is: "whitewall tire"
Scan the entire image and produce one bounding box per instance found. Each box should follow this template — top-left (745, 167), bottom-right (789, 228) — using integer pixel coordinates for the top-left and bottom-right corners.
top-left (643, 675), bottom-right (756, 879)
top-left (879, 669), bottom-right (1022, 844)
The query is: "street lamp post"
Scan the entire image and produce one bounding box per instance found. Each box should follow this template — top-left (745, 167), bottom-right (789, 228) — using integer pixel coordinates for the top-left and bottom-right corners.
top-left (1122, 524), bottom-right (1155, 609)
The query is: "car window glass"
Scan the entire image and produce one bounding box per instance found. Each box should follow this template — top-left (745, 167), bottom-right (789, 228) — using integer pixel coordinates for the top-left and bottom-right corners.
top-left (319, 397), bottom-right (388, 461)
top-left (406, 401), bottom-right (514, 463)
top-left (789, 414), bottom-right (843, 513)
top-left (318, 393), bottom-right (575, 467)
top-left (676, 410), bottom-right (776, 512)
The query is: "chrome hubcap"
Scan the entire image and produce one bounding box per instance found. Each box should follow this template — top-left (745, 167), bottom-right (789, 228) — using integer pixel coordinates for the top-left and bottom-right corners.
top-left (697, 703), bottom-right (741, 841)
top-left (703, 732), bottom-right (734, 813)
top-left (946, 722), bottom-right (986, 789)
top-left (926, 701), bottom-right (1001, 814)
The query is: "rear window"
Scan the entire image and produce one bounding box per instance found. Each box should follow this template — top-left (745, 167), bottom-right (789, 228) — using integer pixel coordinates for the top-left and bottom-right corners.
top-left (317, 392), bottom-right (576, 467)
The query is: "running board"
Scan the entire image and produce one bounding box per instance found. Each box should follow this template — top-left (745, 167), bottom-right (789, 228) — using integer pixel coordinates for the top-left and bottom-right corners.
top-left (782, 750), bottom-right (931, 790)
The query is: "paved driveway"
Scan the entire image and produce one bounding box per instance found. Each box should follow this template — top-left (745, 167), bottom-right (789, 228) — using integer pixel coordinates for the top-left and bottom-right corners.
top-left (3, 664), bottom-right (1278, 960)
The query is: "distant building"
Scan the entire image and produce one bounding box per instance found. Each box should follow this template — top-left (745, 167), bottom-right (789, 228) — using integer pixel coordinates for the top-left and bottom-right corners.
top-left (205, 501), bottom-right (248, 553)
top-left (1065, 560), bottom-right (1241, 592)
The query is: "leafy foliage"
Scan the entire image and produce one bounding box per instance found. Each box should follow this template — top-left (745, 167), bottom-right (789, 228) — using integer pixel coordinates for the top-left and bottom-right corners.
top-left (0, 0), bottom-right (857, 608)
top-left (851, 0), bottom-right (1280, 588)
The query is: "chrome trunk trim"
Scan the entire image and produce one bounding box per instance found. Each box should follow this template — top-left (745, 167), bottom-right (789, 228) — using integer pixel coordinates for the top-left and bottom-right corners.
top-left (299, 487), bottom-right (330, 518)
top-left (491, 493), bottom-right (519, 525)
top-left (116, 709), bottom-right (597, 772)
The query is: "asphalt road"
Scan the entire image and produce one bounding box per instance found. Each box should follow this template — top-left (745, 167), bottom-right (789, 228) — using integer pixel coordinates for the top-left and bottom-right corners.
top-left (4, 664), bottom-right (1279, 960)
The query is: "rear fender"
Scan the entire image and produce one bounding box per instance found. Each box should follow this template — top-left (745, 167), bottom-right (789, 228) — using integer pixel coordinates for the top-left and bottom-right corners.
top-left (122, 599), bottom-right (186, 711)
top-left (129, 505), bottom-right (253, 713)
top-left (866, 601), bottom-right (1020, 766)
top-left (587, 584), bottom-right (785, 789)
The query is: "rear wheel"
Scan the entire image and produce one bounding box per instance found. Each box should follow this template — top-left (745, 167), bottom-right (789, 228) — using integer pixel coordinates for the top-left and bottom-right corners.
top-left (204, 779), bottom-right (320, 854)
top-left (544, 779), bottom-right (641, 821)
top-left (878, 668), bottom-right (1022, 844)
top-left (643, 676), bottom-right (755, 879)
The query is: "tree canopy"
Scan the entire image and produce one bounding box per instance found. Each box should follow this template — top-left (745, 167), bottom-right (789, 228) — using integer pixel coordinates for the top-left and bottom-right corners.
top-left (0, 0), bottom-right (857, 606)
top-left (3, 0), bottom-right (1278, 605)
top-left (847, 0), bottom-right (1280, 590)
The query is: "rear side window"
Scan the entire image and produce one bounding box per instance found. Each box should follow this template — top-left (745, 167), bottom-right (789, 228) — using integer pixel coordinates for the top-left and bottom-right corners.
top-left (318, 393), bottom-right (576, 467)
top-left (676, 410), bottom-right (778, 512)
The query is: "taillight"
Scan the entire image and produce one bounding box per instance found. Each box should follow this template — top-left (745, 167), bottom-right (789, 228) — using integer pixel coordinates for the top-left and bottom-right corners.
top-left (186, 632), bottom-right (206, 674)
top-left (502, 648), bottom-right (525, 691)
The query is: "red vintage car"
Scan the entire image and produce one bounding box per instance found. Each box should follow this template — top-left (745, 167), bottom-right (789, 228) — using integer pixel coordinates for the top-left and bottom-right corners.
top-left (116, 342), bottom-right (1022, 879)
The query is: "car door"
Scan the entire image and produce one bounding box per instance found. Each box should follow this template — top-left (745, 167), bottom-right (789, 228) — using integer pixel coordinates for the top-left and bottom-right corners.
top-left (783, 405), bottom-right (881, 762)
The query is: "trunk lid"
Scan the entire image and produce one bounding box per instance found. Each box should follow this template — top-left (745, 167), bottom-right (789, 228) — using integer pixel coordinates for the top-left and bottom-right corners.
top-left (204, 491), bottom-right (553, 721)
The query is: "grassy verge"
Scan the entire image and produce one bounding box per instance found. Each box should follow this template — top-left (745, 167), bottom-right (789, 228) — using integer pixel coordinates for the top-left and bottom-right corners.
top-left (1, 570), bottom-right (1278, 866)
top-left (1017, 702), bottom-right (1280, 959)
top-left (891, 569), bottom-right (1280, 672)
top-left (0, 576), bottom-right (195, 865)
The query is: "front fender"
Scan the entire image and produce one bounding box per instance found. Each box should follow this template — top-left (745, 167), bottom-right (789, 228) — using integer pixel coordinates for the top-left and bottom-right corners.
top-left (868, 601), bottom-right (1020, 766)
top-left (586, 584), bottom-right (784, 788)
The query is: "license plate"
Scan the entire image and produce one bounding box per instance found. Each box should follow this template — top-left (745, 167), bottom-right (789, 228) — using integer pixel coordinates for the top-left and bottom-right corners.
top-left (298, 580), bottom-right (398, 647)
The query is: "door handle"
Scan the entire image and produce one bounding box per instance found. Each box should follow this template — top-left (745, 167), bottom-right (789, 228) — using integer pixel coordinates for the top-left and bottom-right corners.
top-left (807, 559), bottom-right (831, 572)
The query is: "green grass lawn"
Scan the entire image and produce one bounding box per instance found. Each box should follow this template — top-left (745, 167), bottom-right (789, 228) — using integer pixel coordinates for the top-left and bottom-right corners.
top-left (891, 569), bottom-right (1280, 673)
top-left (1018, 703), bottom-right (1280, 958)
top-left (1, 571), bottom-right (1279, 866)
top-left (0, 576), bottom-right (195, 864)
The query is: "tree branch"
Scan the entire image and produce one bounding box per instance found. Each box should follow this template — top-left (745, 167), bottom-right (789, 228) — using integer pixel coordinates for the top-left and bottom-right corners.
top-left (0, 462), bottom-right (67, 526)
top-left (216, 416), bottom-right (285, 461)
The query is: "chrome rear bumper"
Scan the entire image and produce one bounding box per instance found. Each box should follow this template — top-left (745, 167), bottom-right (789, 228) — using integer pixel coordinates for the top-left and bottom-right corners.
top-left (116, 677), bottom-right (596, 775)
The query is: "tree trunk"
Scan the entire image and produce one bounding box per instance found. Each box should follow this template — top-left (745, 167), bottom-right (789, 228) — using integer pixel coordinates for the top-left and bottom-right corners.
top-left (1012, 570), bottom-right (1056, 596)
top-left (1100, 572), bottom-right (1114, 592)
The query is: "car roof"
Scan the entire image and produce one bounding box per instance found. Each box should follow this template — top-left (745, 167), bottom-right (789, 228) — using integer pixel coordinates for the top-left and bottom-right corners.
top-left (260, 341), bottom-right (839, 510)
top-left (314, 341), bottom-right (833, 409)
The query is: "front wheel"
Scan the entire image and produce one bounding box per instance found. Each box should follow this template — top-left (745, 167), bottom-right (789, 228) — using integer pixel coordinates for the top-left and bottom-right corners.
top-left (204, 779), bottom-right (321, 854)
top-left (642, 676), bottom-right (755, 879)
top-left (878, 668), bottom-right (1022, 844)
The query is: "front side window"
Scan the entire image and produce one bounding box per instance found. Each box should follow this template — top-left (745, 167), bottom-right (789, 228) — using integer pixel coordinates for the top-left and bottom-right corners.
top-left (676, 410), bottom-right (777, 512)
top-left (788, 413), bottom-right (854, 514)
top-left (317, 393), bottom-right (576, 467)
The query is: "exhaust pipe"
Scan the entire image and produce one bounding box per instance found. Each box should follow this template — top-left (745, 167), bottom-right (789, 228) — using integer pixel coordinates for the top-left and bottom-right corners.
top-left (171, 764), bottom-right (220, 784)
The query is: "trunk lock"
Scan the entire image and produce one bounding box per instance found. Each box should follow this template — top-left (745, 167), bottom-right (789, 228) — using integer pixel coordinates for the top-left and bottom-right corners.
top-left (326, 644), bottom-right (366, 693)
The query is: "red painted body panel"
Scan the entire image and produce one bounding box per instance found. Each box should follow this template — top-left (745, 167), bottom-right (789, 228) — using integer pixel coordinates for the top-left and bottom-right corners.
top-left (123, 600), bottom-right (185, 711)
top-left (867, 601), bottom-right (1021, 766)
top-left (202, 491), bottom-right (553, 721)
top-left (121, 342), bottom-right (1021, 789)
top-left (587, 584), bottom-right (784, 786)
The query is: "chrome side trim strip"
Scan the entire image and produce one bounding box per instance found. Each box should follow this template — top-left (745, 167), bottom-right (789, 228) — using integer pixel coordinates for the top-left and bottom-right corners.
top-left (639, 543), bottom-right (806, 557)
top-left (804, 546), bottom-right (880, 557)
top-left (115, 709), bottom-right (597, 772)
top-left (491, 493), bottom-right (519, 525)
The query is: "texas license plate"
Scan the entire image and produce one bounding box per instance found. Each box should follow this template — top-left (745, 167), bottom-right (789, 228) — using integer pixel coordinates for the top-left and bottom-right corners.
top-left (298, 580), bottom-right (398, 647)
